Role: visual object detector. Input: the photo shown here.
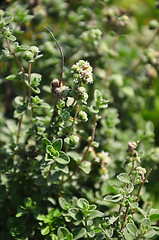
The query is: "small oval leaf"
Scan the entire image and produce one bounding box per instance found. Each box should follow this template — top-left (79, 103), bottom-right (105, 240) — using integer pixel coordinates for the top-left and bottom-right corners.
top-left (117, 173), bottom-right (130, 183)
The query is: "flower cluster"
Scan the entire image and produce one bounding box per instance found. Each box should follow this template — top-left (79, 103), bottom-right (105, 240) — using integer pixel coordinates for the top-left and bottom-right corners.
top-left (71, 60), bottom-right (93, 84)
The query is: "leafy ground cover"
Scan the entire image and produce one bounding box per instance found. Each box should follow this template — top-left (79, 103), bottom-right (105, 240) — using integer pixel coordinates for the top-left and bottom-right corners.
top-left (0, 0), bottom-right (159, 239)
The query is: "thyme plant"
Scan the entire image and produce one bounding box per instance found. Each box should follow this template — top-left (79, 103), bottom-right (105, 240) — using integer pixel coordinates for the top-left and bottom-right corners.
top-left (0, 2), bottom-right (159, 240)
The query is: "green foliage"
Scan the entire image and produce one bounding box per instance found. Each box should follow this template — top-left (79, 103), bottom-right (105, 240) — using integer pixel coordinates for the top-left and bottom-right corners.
top-left (0, 0), bottom-right (159, 239)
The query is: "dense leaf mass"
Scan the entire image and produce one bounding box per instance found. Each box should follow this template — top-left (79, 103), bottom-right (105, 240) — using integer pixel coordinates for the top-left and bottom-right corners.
top-left (0, 0), bottom-right (159, 239)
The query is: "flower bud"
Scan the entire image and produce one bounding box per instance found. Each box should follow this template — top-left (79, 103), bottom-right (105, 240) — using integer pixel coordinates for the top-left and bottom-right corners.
top-left (30, 46), bottom-right (40, 57)
top-left (22, 51), bottom-right (34, 62)
top-left (71, 60), bottom-right (93, 85)
top-left (78, 110), bottom-right (88, 122)
top-left (78, 86), bottom-right (86, 94)
top-left (64, 135), bottom-right (79, 148)
top-left (136, 166), bottom-right (146, 174)
top-left (127, 141), bottom-right (137, 152)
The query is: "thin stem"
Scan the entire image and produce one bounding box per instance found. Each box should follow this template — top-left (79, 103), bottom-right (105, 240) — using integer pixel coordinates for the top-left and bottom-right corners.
top-left (136, 168), bottom-right (152, 202)
top-left (16, 115), bottom-right (24, 144)
top-left (64, 113), bottom-right (96, 183)
top-left (44, 26), bottom-right (64, 123)
top-left (44, 26), bottom-right (64, 87)
top-left (121, 203), bottom-right (129, 230)
top-left (84, 216), bottom-right (90, 240)
top-left (28, 63), bottom-right (33, 114)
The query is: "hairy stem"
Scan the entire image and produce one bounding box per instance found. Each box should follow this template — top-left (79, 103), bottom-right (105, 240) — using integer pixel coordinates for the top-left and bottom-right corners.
top-left (64, 113), bottom-right (96, 183)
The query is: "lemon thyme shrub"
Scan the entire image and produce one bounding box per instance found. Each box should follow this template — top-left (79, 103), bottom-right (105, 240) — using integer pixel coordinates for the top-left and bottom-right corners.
top-left (0, 0), bottom-right (159, 239)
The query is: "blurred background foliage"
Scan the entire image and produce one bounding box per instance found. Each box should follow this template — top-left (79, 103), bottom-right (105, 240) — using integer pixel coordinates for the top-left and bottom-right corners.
top-left (0, 0), bottom-right (159, 236)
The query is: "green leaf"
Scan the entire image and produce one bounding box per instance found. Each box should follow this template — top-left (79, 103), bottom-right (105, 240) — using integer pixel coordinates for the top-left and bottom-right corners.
top-left (42, 138), bottom-right (52, 147)
top-left (36, 214), bottom-right (46, 221)
top-left (51, 234), bottom-right (59, 240)
top-left (57, 227), bottom-right (70, 238)
top-left (55, 163), bottom-right (69, 174)
top-left (104, 194), bottom-right (122, 203)
top-left (87, 230), bottom-right (95, 238)
top-left (24, 197), bottom-right (36, 209)
top-left (32, 96), bottom-right (50, 108)
top-left (41, 226), bottom-right (50, 235)
top-left (144, 229), bottom-right (156, 238)
top-left (59, 197), bottom-right (71, 210)
top-left (94, 89), bottom-right (102, 103)
top-left (150, 208), bottom-right (159, 221)
top-left (6, 35), bottom-right (16, 41)
top-left (77, 198), bottom-right (89, 210)
top-left (80, 161), bottom-right (91, 174)
top-left (126, 182), bottom-right (134, 194)
top-left (47, 208), bottom-right (61, 219)
top-left (109, 215), bottom-right (118, 225)
top-left (117, 173), bottom-right (130, 183)
top-left (72, 227), bottom-right (86, 240)
top-left (6, 72), bottom-right (23, 81)
top-left (123, 228), bottom-right (134, 240)
top-left (129, 202), bottom-right (138, 209)
top-left (69, 208), bottom-right (83, 221)
top-left (46, 145), bottom-right (59, 157)
top-left (52, 139), bottom-right (63, 151)
top-left (56, 151), bottom-right (70, 164)
top-left (88, 205), bottom-right (97, 211)
top-left (89, 105), bottom-right (99, 114)
top-left (68, 151), bottom-right (81, 162)
top-left (4, 16), bottom-right (14, 25)
top-left (105, 228), bottom-right (113, 238)
top-left (126, 223), bottom-right (137, 237)
top-left (88, 210), bottom-right (104, 219)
